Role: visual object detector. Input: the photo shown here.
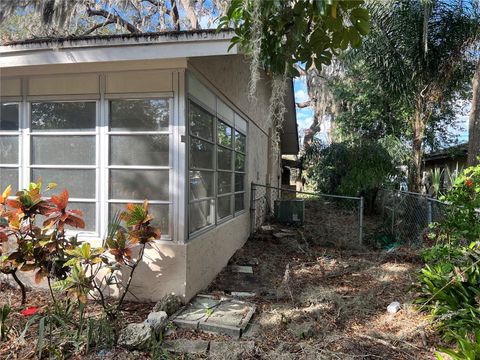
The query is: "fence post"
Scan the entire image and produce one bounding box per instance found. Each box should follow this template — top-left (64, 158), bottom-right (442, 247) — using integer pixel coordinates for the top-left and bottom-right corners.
top-left (427, 199), bottom-right (433, 225)
top-left (250, 182), bottom-right (256, 235)
top-left (359, 197), bottom-right (364, 246)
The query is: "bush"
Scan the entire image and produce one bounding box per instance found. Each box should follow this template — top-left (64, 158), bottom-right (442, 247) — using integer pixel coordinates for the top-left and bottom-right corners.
top-left (416, 163), bottom-right (480, 357)
top-left (303, 139), bottom-right (397, 212)
top-left (0, 181), bottom-right (161, 357)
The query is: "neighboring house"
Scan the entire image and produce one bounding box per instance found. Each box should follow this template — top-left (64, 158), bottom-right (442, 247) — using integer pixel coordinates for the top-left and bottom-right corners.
top-left (424, 142), bottom-right (468, 172)
top-left (423, 142), bottom-right (468, 192)
top-left (0, 30), bottom-right (299, 301)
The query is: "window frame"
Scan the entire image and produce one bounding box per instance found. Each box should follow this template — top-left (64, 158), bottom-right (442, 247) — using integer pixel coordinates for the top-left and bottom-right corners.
top-left (104, 94), bottom-right (175, 241)
top-left (0, 101), bottom-right (22, 194)
top-left (187, 95), bottom-right (248, 239)
top-left (27, 99), bottom-right (100, 236)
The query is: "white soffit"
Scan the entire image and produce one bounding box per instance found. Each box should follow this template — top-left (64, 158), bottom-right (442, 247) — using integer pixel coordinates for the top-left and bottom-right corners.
top-left (0, 31), bottom-right (238, 69)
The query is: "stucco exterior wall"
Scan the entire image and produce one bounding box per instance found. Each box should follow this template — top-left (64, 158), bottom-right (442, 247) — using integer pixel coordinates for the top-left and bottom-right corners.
top-left (182, 56), bottom-right (282, 298)
top-left (189, 55), bottom-right (272, 134)
top-left (184, 213), bottom-right (249, 299)
top-left (1, 54), bottom-right (288, 303)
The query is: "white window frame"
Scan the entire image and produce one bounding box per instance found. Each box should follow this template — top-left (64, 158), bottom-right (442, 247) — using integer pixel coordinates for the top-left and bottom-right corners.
top-left (104, 94), bottom-right (174, 241)
top-left (26, 98), bottom-right (100, 238)
top-left (187, 95), bottom-right (249, 239)
top-left (187, 98), bottom-right (217, 235)
top-left (0, 100), bottom-right (22, 194)
top-left (2, 91), bottom-right (177, 243)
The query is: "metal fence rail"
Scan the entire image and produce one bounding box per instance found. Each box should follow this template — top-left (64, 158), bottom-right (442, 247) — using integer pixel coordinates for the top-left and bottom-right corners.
top-left (376, 189), bottom-right (450, 245)
top-left (250, 183), bottom-right (364, 247)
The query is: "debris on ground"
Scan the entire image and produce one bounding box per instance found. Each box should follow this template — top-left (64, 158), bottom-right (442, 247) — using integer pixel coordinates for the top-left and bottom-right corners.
top-left (0, 216), bottom-right (432, 359)
top-left (152, 293), bottom-right (183, 316)
top-left (387, 301), bottom-right (402, 314)
top-left (117, 323), bottom-right (153, 350)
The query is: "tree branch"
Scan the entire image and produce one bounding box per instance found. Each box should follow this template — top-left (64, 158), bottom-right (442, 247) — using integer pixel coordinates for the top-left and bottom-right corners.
top-left (296, 100), bottom-right (312, 108)
top-left (86, 8), bottom-right (140, 33)
top-left (83, 19), bottom-right (114, 35)
top-left (294, 63), bottom-right (307, 76)
top-left (179, 0), bottom-right (199, 29)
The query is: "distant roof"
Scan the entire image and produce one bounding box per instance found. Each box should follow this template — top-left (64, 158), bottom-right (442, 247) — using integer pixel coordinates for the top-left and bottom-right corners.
top-left (424, 142), bottom-right (468, 162)
top-left (2, 28), bottom-right (232, 47)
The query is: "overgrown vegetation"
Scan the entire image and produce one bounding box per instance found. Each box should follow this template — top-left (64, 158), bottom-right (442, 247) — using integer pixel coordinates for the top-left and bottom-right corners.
top-left (416, 163), bottom-right (480, 358)
top-left (303, 139), bottom-right (398, 212)
top-left (0, 181), bottom-right (161, 357)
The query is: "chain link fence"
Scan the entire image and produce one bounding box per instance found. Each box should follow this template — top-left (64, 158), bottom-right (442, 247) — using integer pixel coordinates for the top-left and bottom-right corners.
top-left (250, 183), bottom-right (364, 247)
top-left (376, 189), bottom-right (450, 246)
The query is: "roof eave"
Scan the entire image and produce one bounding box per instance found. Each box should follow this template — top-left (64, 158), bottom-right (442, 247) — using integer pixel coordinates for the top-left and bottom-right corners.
top-left (0, 30), bottom-right (239, 68)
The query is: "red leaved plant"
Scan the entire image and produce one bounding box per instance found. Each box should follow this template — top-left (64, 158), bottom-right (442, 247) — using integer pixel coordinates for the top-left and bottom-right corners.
top-left (0, 181), bottom-right (85, 304)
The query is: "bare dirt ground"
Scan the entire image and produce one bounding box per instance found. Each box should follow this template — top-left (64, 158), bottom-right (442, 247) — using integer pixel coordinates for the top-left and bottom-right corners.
top-left (202, 223), bottom-right (437, 359)
top-left (0, 217), bottom-right (437, 359)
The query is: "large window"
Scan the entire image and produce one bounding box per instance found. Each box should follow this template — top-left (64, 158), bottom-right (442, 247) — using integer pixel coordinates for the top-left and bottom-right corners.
top-left (0, 102), bottom-right (20, 193)
top-left (30, 101), bottom-right (97, 231)
top-left (108, 99), bottom-right (171, 236)
top-left (188, 100), bottom-right (247, 235)
top-left (0, 97), bottom-right (173, 239)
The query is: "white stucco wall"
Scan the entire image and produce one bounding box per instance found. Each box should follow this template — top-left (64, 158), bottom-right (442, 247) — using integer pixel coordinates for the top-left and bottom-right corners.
top-left (182, 56), bottom-right (282, 298)
top-left (0, 54), bottom-right (286, 303)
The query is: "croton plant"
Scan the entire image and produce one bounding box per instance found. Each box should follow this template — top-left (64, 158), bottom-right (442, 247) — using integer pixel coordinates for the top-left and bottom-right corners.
top-left (0, 181), bottom-right (160, 313)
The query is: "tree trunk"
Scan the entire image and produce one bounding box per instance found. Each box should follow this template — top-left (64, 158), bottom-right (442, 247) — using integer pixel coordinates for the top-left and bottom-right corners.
top-left (409, 105), bottom-right (426, 192)
top-left (468, 60), bottom-right (480, 166)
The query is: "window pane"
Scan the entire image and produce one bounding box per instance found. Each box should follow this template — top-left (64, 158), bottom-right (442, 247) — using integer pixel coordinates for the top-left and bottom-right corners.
top-left (217, 195), bottom-right (232, 220)
top-left (31, 136), bottom-right (95, 165)
top-left (235, 131), bottom-right (246, 153)
top-left (31, 102), bottom-right (95, 131)
top-left (110, 203), bottom-right (169, 235)
top-left (31, 169), bottom-right (95, 199)
top-left (110, 99), bottom-right (169, 131)
top-left (110, 169), bottom-right (169, 201)
top-left (190, 138), bottom-right (214, 169)
top-left (0, 168), bottom-right (18, 193)
top-left (217, 147), bottom-right (232, 170)
top-left (0, 136), bottom-right (18, 164)
top-left (0, 103), bottom-right (19, 130)
top-left (189, 199), bottom-right (214, 233)
top-left (218, 172), bottom-right (232, 195)
top-left (235, 153), bottom-right (245, 172)
top-left (110, 135), bottom-right (169, 166)
top-left (235, 173), bottom-right (244, 192)
top-left (235, 193), bottom-right (245, 212)
top-left (189, 102), bottom-right (214, 141)
top-left (217, 121), bottom-right (232, 148)
top-left (190, 171), bottom-right (214, 200)
top-left (69, 202), bottom-right (96, 232)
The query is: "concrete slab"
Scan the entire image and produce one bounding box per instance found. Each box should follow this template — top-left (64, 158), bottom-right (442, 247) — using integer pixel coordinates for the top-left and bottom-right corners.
top-left (230, 265), bottom-right (254, 274)
top-left (209, 341), bottom-right (256, 359)
top-left (231, 291), bottom-right (256, 298)
top-left (163, 339), bottom-right (210, 355)
top-left (171, 295), bottom-right (256, 338)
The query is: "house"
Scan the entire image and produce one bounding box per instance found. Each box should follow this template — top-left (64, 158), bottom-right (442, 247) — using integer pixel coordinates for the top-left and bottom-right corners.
top-left (423, 142), bottom-right (468, 192)
top-left (424, 142), bottom-right (468, 173)
top-left (0, 30), bottom-right (299, 302)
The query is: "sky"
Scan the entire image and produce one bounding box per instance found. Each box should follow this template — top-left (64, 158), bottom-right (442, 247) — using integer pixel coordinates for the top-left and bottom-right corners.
top-left (293, 77), bottom-right (470, 147)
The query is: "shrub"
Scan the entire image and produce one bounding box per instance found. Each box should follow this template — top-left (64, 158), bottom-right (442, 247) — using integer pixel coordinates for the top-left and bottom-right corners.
top-left (439, 164), bottom-right (480, 244)
top-left (303, 139), bottom-right (397, 212)
top-left (416, 163), bottom-right (480, 356)
top-left (0, 182), bottom-right (161, 357)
